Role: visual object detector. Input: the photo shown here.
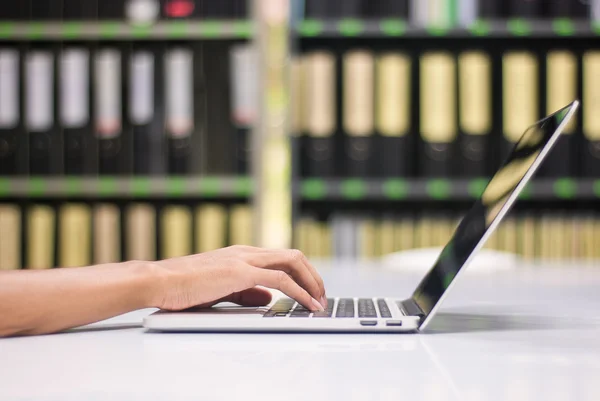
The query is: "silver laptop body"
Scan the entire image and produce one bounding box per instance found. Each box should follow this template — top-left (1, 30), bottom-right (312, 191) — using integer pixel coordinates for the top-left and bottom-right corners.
top-left (143, 101), bottom-right (579, 334)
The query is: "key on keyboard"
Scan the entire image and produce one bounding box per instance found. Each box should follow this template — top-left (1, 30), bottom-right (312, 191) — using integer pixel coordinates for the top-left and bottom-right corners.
top-left (335, 298), bottom-right (355, 318)
top-left (358, 299), bottom-right (377, 318)
top-left (377, 299), bottom-right (392, 318)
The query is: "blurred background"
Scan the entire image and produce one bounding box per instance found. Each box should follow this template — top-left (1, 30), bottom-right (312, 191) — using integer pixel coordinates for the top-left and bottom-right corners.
top-left (0, 0), bottom-right (599, 270)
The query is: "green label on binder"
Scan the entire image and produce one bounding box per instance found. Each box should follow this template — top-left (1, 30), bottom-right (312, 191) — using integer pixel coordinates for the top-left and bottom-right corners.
top-left (594, 181), bottom-right (600, 198)
top-left (299, 19), bottom-right (323, 37)
top-left (469, 20), bottom-right (490, 36)
top-left (66, 178), bottom-right (82, 195)
top-left (0, 23), bottom-right (14, 38)
top-left (168, 22), bottom-right (188, 38)
top-left (131, 178), bottom-right (151, 197)
top-left (381, 19), bottom-right (406, 36)
top-left (232, 21), bottom-right (252, 38)
top-left (28, 23), bottom-right (44, 39)
top-left (554, 178), bottom-right (577, 199)
top-left (132, 24), bottom-right (152, 38)
top-left (468, 179), bottom-right (488, 198)
top-left (0, 179), bottom-right (9, 196)
top-left (29, 178), bottom-right (45, 196)
top-left (202, 22), bottom-right (220, 37)
top-left (200, 177), bottom-right (220, 197)
top-left (63, 23), bottom-right (82, 39)
top-left (167, 178), bottom-right (186, 196)
top-left (508, 19), bottom-right (530, 36)
top-left (100, 23), bottom-right (119, 38)
top-left (234, 177), bottom-right (252, 197)
top-left (99, 178), bottom-right (117, 196)
top-left (427, 25), bottom-right (449, 36)
top-left (302, 179), bottom-right (326, 200)
top-left (341, 179), bottom-right (366, 199)
top-left (553, 18), bottom-right (575, 36)
top-left (339, 19), bottom-right (363, 36)
top-left (427, 179), bottom-right (451, 199)
top-left (383, 179), bottom-right (408, 199)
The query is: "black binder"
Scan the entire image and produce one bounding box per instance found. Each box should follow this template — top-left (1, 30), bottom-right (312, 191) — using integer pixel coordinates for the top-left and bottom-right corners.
top-left (509, 0), bottom-right (543, 18)
top-left (63, 0), bottom-right (99, 20)
top-left (0, 47), bottom-right (28, 175)
top-left (27, 46), bottom-right (63, 175)
top-left (94, 45), bottom-right (132, 175)
top-left (99, 0), bottom-right (125, 19)
top-left (165, 45), bottom-right (195, 174)
top-left (61, 46), bottom-right (98, 175)
top-left (31, 0), bottom-right (63, 20)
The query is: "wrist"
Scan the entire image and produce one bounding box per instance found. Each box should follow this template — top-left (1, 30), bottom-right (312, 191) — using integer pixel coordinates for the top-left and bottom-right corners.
top-left (124, 260), bottom-right (168, 310)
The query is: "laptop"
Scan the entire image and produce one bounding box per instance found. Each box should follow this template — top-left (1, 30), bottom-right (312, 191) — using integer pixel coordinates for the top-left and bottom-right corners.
top-left (143, 101), bottom-right (580, 334)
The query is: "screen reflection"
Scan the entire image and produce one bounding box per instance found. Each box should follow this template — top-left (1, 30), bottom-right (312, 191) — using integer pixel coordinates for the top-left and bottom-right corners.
top-left (411, 104), bottom-right (576, 319)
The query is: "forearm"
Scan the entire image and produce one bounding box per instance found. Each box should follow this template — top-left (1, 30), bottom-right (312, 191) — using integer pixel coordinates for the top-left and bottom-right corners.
top-left (0, 261), bottom-right (159, 337)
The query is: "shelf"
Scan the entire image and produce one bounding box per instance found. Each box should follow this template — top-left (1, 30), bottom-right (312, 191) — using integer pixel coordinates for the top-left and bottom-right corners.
top-left (296, 18), bottom-right (598, 38)
top-left (0, 20), bottom-right (253, 40)
top-left (0, 176), bottom-right (253, 198)
top-left (298, 178), bottom-right (600, 201)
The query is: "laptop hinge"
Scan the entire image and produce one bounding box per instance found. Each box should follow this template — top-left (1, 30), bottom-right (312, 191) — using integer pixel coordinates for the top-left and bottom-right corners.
top-left (399, 299), bottom-right (425, 320)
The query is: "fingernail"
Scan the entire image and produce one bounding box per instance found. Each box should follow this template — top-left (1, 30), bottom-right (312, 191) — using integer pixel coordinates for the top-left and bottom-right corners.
top-left (311, 298), bottom-right (325, 312)
top-left (320, 296), bottom-right (328, 308)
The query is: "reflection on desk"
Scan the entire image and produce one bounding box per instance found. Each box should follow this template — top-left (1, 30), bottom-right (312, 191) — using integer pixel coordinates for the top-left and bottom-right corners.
top-left (0, 262), bottom-right (599, 401)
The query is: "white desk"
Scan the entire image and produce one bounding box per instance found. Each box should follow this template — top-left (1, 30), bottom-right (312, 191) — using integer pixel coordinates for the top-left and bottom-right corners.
top-left (1, 262), bottom-right (600, 401)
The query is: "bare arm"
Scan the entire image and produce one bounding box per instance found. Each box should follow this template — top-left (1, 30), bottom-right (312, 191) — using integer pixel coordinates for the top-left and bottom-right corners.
top-left (0, 261), bottom-right (155, 337)
top-left (0, 246), bottom-right (327, 337)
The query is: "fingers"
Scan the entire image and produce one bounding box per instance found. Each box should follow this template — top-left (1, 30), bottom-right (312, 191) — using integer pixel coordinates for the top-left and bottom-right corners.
top-left (249, 268), bottom-right (324, 312)
top-left (246, 250), bottom-right (325, 307)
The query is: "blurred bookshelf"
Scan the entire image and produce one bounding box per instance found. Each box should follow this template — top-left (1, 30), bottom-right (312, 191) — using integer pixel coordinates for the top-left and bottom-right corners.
top-left (2, 0), bottom-right (600, 270)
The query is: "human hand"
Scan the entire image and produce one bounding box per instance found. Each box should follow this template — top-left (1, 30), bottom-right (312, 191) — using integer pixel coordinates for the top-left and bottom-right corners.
top-left (149, 246), bottom-right (327, 312)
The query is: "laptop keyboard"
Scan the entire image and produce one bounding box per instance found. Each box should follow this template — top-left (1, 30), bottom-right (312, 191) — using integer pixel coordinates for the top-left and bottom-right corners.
top-left (263, 298), bottom-right (394, 319)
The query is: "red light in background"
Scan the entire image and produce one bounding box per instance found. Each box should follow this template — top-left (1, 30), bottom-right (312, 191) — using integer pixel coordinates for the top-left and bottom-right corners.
top-left (164, 0), bottom-right (195, 17)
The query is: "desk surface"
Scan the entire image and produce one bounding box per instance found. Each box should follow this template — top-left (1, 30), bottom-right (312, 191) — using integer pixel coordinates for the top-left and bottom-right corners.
top-left (1, 261), bottom-right (600, 401)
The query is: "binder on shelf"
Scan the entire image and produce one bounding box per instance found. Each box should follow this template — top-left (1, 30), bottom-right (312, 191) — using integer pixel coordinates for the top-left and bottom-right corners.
top-left (508, 0), bottom-right (542, 17)
top-left (428, 0), bottom-right (455, 28)
top-left (63, 0), bottom-right (99, 20)
top-left (303, 51), bottom-right (336, 177)
top-left (377, 0), bottom-right (410, 18)
top-left (541, 50), bottom-right (577, 178)
top-left (229, 204), bottom-right (253, 246)
top-left (126, 203), bottom-right (157, 261)
top-left (99, 0), bottom-right (126, 19)
top-left (395, 215), bottom-right (414, 252)
top-left (93, 204), bottom-right (122, 264)
top-left (204, 43), bottom-right (236, 174)
top-left (59, 204), bottom-right (91, 268)
top-left (591, 0), bottom-right (600, 22)
top-left (343, 50), bottom-right (375, 177)
top-left (0, 2), bottom-right (31, 20)
top-left (161, 205), bottom-right (192, 259)
top-left (165, 47), bottom-right (194, 174)
top-left (457, 0), bottom-right (478, 27)
top-left (30, 0), bottom-right (63, 20)
top-left (375, 52), bottom-right (412, 177)
top-left (290, 56), bottom-right (305, 138)
top-left (305, 0), bottom-right (329, 18)
top-left (27, 49), bottom-right (63, 175)
top-left (0, 205), bottom-right (21, 271)
top-left (477, 0), bottom-right (503, 19)
top-left (410, 0), bottom-right (429, 27)
top-left (582, 51), bottom-right (600, 177)
top-left (195, 203), bottom-right (227, 253)
top-left (419, 52), bottom-right (457, 177)
top-left (546, 0), bottom-right (587, 17)
top-left (94, 48), bottom-right (126, 175)
top-left (358, 217), bottom-right (377, 261)
top-left (0, 48), bottom-right (28, 175)
top-left (458, 51), bottom-right (491, 177)
top-left (502, 51), bottom-right (538, 157)
top-left (377, 216), bottom-right (396, 257)
top-left (337, 0), bottom-right (361, 18)
top-left (230, 44), bottom-right (258, 175)
top-left (61, 47), bottom-right (98, 175)
top-left (27, 205), bottom-right (56, 270)
top-left (130, 46), bottom-right (166, 175)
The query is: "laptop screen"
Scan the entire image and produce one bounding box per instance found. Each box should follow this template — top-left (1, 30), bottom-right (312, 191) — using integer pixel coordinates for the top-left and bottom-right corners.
top-left (411, 102), bottom-right (578, 324)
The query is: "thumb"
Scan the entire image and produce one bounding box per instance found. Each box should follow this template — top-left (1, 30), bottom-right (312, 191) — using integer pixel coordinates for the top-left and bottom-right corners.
top-left (225, 287), bottom-right (273, 307)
